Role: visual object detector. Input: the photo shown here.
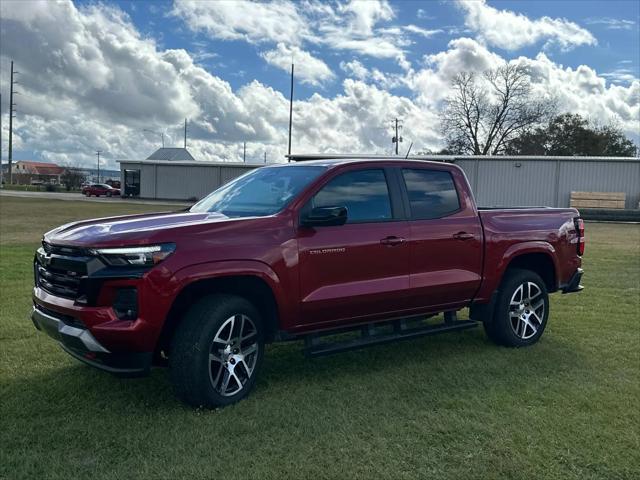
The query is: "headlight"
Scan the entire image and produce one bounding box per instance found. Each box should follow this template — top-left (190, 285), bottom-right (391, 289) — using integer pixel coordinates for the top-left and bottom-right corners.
top-left (92, 244), bottom-right (175, 267)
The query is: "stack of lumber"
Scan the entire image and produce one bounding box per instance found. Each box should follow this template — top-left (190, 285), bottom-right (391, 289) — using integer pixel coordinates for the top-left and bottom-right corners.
top-left (570, 191), bottom-right (626, 209)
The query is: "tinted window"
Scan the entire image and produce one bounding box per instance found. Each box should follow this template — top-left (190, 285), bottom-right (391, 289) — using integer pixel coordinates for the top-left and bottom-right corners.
top-left (312, 169), bottom-right (392, 223)
top-left (402, 169), bottom-right (460, 219)
top-left (190, 165), bottom-right (326, 217)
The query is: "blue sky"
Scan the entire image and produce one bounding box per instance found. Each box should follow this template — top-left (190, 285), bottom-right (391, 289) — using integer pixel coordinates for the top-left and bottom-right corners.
top-left (1, 0), bottom-right (639, 167)
top-left (103, 0), bottom-right (639, 98)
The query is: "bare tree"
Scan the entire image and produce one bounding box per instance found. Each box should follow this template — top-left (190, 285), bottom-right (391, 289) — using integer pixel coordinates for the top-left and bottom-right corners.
top-left (60, 164), bottom-right (86, 191)
top-left (440, 65), bottom-right (555, 155)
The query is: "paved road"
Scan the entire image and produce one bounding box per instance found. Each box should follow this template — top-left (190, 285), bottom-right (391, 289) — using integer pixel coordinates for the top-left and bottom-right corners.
top-left (0, 189), bottom-right (190, 206)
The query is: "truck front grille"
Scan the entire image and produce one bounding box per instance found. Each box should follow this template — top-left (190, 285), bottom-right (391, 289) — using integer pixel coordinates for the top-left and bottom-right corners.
top-left (36, 265), bottom-right (82, 298)
top-left (35, 243), bottom-right (91, 300)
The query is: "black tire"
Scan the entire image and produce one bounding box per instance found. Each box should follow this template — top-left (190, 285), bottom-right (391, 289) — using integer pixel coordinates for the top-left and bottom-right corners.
top-left (169, 294), bottom-right (265, 408)
top-left (85, 191), bottom-right (91, 197)
top-left (483, 268), bottom-right (549, 347)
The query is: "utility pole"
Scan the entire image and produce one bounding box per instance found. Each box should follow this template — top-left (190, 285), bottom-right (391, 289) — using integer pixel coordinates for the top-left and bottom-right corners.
top-left (287, 63), bottom-right (294, 162)
top-left (264, 151), bottom-right (267, 163)
top-left (1, 93), bottom-right (3, 188)
top-left (184, 119), bottom-right (187, 149)
top-left (95, 150), bottom-right (102, 183)
top-left (8, 61), bottom-right (18, 185)
top-left (243, 142), bottom-right (246, 162)
top-left (392, 118), bottom-right (403, 155)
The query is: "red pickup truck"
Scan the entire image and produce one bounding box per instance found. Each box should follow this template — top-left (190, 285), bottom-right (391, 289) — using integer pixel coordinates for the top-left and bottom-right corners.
top-left (32, 158), bottom-right (584, 407)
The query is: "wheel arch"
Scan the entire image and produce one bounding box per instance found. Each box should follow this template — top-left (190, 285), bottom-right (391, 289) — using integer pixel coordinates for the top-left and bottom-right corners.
top-left (504, 251), bottom-right (557, 293)
top-left (471, 243), bottom-right (558, 323)
top-left (156, 273), bottom-right (281, 360)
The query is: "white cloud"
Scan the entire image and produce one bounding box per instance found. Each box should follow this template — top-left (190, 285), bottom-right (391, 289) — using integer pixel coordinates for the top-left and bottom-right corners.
top-left (410, 37), bottom-right (504, 106)
top-left (261, 44), bottom-right (335, 86)
top-left (0, 0), bottom-right (637, 170)
top-left (403, 25), bottom-right (443, 38)
top-left (339, 0), bottom-right (395, 36)
top-left (416, 9), bottom-right (435, 21)
top-left (515, 54), bottom-right (640, 131)
top-left (171, 0), bottom-right (309, 45)
top-left (601, 69), bottom-right (638, 85)
top-left (407, 37), bottom-right (639, 138)
top-left (175, 0), bottom-right (413, 71)
top-left (340, 59), bottom-right (369, 80)
top-left (456, 0), bottom-right (597, 51)
top-left (585, 18), bottom-right (636, 30)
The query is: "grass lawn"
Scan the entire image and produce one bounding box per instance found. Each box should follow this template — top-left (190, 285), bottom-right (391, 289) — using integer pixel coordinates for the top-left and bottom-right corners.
top-left (1, 196), bottom-right (638, 479)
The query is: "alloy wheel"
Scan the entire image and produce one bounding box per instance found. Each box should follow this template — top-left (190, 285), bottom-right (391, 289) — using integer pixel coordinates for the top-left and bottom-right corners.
top-left (208, 314), bottom-right (259, 397)
top-left (508, 281), bottom-right (545, 340)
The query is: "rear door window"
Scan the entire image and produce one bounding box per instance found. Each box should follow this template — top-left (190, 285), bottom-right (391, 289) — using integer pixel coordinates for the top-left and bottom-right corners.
top-left (402, 169), bottom-right (460, 220)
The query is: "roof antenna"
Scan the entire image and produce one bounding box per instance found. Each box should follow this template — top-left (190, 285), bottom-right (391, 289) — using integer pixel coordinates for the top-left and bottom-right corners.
top-left (404, 141), bottom-right (413, 159)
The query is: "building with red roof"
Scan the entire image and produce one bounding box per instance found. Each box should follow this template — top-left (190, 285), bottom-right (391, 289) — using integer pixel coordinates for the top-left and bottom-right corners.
top-left (11, 161), bottom-right (65, 185)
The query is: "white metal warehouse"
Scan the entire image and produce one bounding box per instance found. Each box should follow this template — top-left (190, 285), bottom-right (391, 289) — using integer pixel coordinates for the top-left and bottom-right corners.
top-left (118, 150), bottom-right (640, 210)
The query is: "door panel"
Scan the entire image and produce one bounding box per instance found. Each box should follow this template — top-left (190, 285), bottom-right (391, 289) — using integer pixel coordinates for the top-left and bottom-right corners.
top-left (400, 168), bottom-right (483, 309)
top-left (406, 216), bottom-right (482, 308)
top-left (298, 223), bottom-right (410, 324)
top-left (296, 168), bottom-right (410, 326)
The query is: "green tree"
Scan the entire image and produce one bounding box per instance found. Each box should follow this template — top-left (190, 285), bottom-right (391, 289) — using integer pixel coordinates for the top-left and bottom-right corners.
top-left (506, 113), bottom-right (637, 156)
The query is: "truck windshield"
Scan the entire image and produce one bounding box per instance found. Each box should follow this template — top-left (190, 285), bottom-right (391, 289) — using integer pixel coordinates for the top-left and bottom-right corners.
top-left (190, 165), bottom-right (327, 217)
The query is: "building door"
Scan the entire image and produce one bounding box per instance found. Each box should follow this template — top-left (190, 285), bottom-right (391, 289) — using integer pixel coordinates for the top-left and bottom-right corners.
top-left (124, 169), bottom-right (140, 197)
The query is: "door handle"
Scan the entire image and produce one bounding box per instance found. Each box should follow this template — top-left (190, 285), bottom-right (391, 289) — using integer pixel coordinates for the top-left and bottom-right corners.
top-left (380, 236), bottom-right (405, 246)
top-left (453, 232), bottom-right (474, 240)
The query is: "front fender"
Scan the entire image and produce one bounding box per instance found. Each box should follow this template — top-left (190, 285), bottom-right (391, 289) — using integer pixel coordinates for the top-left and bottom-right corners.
top-left (169, 260), bottom-right (295, 328)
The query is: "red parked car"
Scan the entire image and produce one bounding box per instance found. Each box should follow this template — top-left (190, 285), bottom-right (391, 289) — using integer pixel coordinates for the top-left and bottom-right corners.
top-left (32, 157), bottom-right (584, 408)
top-left (81, 183), bottom-right (121, 197)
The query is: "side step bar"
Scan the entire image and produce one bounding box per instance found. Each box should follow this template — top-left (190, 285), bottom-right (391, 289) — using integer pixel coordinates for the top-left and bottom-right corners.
top-left (304, 312), bottom-right (478, 358)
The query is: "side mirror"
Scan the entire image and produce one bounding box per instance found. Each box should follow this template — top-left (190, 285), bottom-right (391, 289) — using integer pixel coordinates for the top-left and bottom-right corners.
top-left (300, 206), bottom-right (348, 227)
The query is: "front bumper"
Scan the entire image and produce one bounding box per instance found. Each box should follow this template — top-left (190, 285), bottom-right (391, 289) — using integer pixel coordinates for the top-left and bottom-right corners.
top-left (32, 304), bottom-right (151, 376)
top-left (562, 268), bottom-right (584, 294)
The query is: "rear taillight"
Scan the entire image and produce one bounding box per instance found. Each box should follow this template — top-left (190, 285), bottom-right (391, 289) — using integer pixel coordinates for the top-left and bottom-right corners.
top-left (575, 218), bottom-right (585, 256)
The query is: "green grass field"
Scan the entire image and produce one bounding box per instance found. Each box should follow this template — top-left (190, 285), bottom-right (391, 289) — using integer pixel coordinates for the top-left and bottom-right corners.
top-left (1, 196), bottom-right (638, 479)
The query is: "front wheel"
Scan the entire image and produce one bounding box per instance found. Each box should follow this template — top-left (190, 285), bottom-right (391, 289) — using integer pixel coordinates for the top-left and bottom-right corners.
top-left (169, 294), bottom-right (265, 408)
top-left (484, 268), bottom-right (549, 347)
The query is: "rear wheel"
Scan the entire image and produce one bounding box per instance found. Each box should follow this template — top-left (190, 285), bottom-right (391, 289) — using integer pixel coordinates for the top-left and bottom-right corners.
top-left (169, 294), bottom-right (264, 408)
top-left (484, 269), bottom-right (549, 347)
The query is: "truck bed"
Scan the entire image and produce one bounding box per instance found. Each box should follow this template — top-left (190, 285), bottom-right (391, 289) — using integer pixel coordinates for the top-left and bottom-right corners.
top-left (475, 206), bottom-right (581, 301)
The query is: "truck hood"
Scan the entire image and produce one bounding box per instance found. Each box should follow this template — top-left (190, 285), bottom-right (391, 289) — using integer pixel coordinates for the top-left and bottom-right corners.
top-left (43, 210), bottom-right (263, 247)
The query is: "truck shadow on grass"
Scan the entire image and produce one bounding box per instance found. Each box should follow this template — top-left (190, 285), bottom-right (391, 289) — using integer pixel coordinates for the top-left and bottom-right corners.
top-left (4, 328), bottom-right (587, 416)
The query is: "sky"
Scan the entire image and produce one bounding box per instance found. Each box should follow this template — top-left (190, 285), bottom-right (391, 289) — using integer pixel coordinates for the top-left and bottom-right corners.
top-left (0, 0), bottom-right (639, 170)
